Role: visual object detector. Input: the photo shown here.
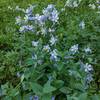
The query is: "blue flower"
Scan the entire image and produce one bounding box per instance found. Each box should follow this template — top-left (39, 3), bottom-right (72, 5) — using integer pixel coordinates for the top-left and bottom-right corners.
top-left (43, 4), bottom-right (59, 22)
top-left (86, 73), bottom-right (93, 83)
top-left (49, 9), bottom-right (59, 22)
top-left (69, 44), bottom-right (78, 55)
top-left (19, 25), bottom-right (34, 32)
top-left (51, 96), bottom-right (55, 100)
top-left (35, 14), bottom-right (47, 25)
top-left (84, 63), bottom-right (93, 73)
top-left (19, 26), bottom-right (26, 32)
top-left (43, 4), bottom-right (54, 15)
top-left (29, 96), bottom-right (33, 100)
top-left (34, 95), bottom-right (39, 100)
top-left (84, 47), bottom-right (92, 53)
top-left (32, 41), bottom-right (39, 47)
top-left (49, 35), bottom-right (57, 45)
top-left (24, 15), bottom-right (35, 22)
top-left (43, 45), bottom-right (50, 52)
top-left (50, 49), bottom-right (58, 61)
top-left (25, 4), bottom-right (35, 15)
top-left (79, 21), bottom-right (85, 29)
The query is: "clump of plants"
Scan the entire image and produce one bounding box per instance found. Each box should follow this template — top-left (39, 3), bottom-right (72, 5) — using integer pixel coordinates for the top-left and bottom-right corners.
top-left (0, 0), bottom-right (100, 100)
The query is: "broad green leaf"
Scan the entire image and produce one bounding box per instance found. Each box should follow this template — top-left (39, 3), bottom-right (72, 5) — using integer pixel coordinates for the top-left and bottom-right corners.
top-left (57, 62), bottom-right (64, 71)
top-left (25, 58), bottom-right (34, 66)
top-left (67, 95), bottom-right (77, 100)
top-left (30, 82), bottom-right (43, 95)
top-left (43, 81), bottom-right (56, 94)
top-left (74, 83), bottom-right (85, 92)
top-left (78, 93), bottom-right (87, 100)
top-left (91, 94), bottom-right (100, 100)
top-left (21, 74), bottom-right (24, 82)
top-left (1, 83), bottom-right (9, 95)
top-left (60, 87), bottom-right (68, 94)
top-left (54, 80), bottom-right (64, 88)
top-left (9, 89), bottom-right (19, 97)
top-left (41, 93), bottom-right (52, 100)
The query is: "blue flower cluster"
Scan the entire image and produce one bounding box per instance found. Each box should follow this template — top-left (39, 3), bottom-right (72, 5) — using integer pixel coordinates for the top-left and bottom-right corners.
top-left (16, 4), bottom-right (59, 62)
top-left (15, 3), bottom-right (94, 99)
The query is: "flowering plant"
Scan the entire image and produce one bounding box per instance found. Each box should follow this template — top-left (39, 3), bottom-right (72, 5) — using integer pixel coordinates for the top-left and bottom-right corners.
top-left (13, 4), bottom-right (95, 99)
top-left (0, 0), bottom-right (100, 100)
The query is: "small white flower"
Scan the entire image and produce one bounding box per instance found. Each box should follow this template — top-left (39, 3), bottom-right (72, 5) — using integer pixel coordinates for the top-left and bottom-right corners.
top-left (35, 14), bottom-right (40, 20)
top-left (16, 16), bottom-right (22, 25)
top-left (84, 63), bottom-right (93, 73)
top-left (41, 27), bottom-right (47, 35)
top-left (65, 0), bottom-right (80, 8)
top-left (65, 0), bottom-right (72, 7)
top-left (43, 45), bottom-right (50, 52)
top-left (48, 28), bottom-right (55, 32)
top-left (8, 6), bottom-right (13, 10)
top-left (70, 44), bottom-right (78, 54)
top-left (61, 8), bottom-right (65, 12)
top-left (84, 47), bottom-right (92, 53)
top-left (73, 1), bottom-right (78, 7)
top-left (79, 21), bottom-right (85, 29)
top-left (68, 70), bottom-right (73, 76)
top-left (24, 15), bottom-right (29, 22)
top-left (37, 60), bottom-right (43, 65)
top-left (49, 35), bottom-right (57, 45)
top-left (15, 6), bottom-right (25, 12)
top-left (32, 41), bottom-right (39, 47)
top-left (15, 6), bottom-right (20, 10)
top-left (50, 49), bottom-right (58, 61)
top-left (19, 26), bottom-right (25, 32)
top-left (96, 0), bottom-right (99, 3)
top-left (27, 25), bottom-right (34, 31)
top-left (47, 4), bottom-right (54, 9)
top-left (98, 5), bottom-right (100, 9)
top-left (89, 4), bottom-right (96, 9)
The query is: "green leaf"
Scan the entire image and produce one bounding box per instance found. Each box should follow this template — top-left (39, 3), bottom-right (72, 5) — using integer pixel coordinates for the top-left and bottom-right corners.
top-left (25, 58), bottom-right (34, 66)
top-left (41, 93), bottom-right (52, 100)
top-left (1, 83), bottom-right (9, 95)
top-left (91, 94), bottom-right (100, 100)
top-left (78, 93), bottom-right (87, 100)
top-left (57, 62), bottom-right (64, 71)
top-left (43, 81), bottom-right (56, 94)
top-left (54, 80), bottom-right (64, 88)
top-left (23, 93), bottom-right (32, 100)
top-left (74, 83), bottom-right (85, 92)
top-left (30, 82), bottom-right (43, 95)
top-left (8, 89), bottom-right (19, 97)
top-left (21, 74), bottom-right (24, 82)
top-left (67, 95), bottom-right (77, 100)
top-left (60, 87), bottom-right (68, 94)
